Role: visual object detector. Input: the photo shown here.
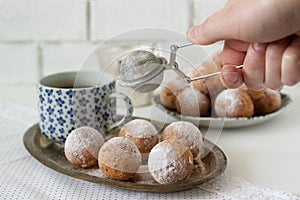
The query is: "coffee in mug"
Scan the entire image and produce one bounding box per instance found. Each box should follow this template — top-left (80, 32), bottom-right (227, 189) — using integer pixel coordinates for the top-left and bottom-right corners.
top-left (38, 71), bottom-right (133, 142)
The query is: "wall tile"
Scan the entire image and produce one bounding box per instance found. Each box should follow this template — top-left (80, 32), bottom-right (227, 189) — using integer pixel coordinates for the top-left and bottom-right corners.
top-left (90, 0), bottom-right (190, 41)
top-left (41, 42), bottom-right (96, 76)
top-left (0, 43), bottom-right (38, 84)
top-left (0, 0), bottom-right (86, 41)
top-left (193, 0), bottom-right (226, 25)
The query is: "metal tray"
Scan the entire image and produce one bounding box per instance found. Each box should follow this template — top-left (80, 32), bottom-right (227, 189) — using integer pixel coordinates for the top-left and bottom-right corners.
top-left (23, 120), bottom-right (227, 192)
top-left (152, 93), bottom-right (291, 128)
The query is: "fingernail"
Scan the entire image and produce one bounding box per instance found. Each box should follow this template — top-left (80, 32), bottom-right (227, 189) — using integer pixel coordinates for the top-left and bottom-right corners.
top-left (188, 27), bottom-right (199, 39)
top-left (222, 72), bottom-right (238, 84)
top-left (253, 43), bottom-right (267, 52)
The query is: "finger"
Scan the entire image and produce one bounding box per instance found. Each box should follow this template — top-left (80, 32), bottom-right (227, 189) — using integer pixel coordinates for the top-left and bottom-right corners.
top-left (222, 40), bottom-right (248, 67)
top-left (219, 40), bottom-right (247, 88)
top-left (265, 38), bottom-right (292, 90)
top-left (243, 43), bottom-right (267, 90)
top-left (220, 65), bottom-right (243, 88)
top-left (281, 36), bottom-right (300, 86)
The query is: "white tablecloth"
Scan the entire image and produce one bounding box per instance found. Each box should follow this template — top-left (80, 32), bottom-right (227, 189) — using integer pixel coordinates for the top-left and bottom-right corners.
top-left (0, 99), bottom-right (299, 200)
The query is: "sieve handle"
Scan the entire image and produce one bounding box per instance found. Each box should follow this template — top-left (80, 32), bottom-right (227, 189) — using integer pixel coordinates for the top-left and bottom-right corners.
top-left (164, 44), bottom-right (194, 83)
top-left (166, 43), bottom-right (243, 83)
top-left (189, 64), bottom-right (244, 81)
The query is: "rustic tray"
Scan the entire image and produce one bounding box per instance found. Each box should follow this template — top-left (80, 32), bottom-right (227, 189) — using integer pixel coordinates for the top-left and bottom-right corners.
top-left (23, 120), bottom-right (227, 192)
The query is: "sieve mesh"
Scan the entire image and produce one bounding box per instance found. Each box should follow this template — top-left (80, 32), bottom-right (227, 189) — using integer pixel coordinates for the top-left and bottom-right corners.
top-left (119, 50), bottom-right (165, 93)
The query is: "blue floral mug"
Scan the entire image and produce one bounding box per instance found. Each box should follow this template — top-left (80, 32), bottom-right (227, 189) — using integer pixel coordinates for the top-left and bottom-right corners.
top-left (38, 71), bottom-right (133, 142)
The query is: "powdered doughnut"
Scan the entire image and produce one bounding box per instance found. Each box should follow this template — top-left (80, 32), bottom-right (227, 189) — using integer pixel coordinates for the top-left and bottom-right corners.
top-left (175, 86), bottom-right (211, 117)
top-left (191, 61), bottom-right (224, 98)
top-left (214, 89), bottom-right (254, 117)
top-left (148, 140), bottom-right (193, 184)
top-left (160, 79), bottom-right (188, 109)
top-left (119, 119), bottom-right (158, 161)
top-left (64, 126), bottom-right (105, 168)
top-left (98, 137), bottom-right (141, 181)
top-left (239, 84), bottom-right (266, 100)
top-left (162, 121), bottom-right (203, 160)
top-left (211, 50), bottom-right (223, 70)
top-left (252, 88), bottom-right (282, 115)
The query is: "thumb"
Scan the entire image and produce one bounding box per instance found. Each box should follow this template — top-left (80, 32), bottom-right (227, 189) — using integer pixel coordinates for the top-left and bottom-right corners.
top-left (188, 0), bottom-right (300, 45)
top-left (187, 0), bottom-right (257, 45)
top-left (187, 8), bottom-right (229, 45)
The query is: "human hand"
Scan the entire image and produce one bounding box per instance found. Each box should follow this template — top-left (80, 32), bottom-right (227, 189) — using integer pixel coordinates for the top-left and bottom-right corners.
top-left (187, 0), bottom-right (300, 90)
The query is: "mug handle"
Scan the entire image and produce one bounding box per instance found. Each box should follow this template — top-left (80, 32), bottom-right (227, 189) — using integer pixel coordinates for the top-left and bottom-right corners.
top-left (107, 92), bottom-right (133, 130)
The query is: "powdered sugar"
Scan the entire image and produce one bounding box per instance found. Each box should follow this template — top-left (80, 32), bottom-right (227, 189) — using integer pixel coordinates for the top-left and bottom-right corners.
top-left (121, 119), bottom-right (157, 138)
top-left (215, 89), bottom-right (243, 115)
top-left (119, 50), bottom-right (164, 93)
top-left (176, 86), bottom-right (210, 116)
top-left (64, 126), bottom-right (105, 167)
top-left (98, 137), bottom-right (141, 173)
top-left (162, 121), bottom-right (203, 155)
top-left (148, 140), bottom-right (193, 184)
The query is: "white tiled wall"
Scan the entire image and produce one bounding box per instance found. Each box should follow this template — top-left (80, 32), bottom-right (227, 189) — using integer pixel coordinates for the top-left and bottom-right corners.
top-left (90, 0), bottom-right (190, 41)
top-left (0, 0), bottom-right (86, 41)
top-left (0, 43), bottom-right (38, 84)
top-left (0, 0), bottom-right (226, 107)
top-left (41, 42), bottom-right (95, 75)
top-left (193, 0), bottom-right (226, 24)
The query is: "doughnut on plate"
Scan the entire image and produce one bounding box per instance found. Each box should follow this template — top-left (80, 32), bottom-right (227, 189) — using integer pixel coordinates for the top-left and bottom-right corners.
top-left (23, 119), bottom-right (227, 192)
top-left (152, 93), bottom-right (291, 128)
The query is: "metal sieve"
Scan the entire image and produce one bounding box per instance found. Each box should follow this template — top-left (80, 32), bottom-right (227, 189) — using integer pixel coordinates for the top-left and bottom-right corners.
top-left (118, 44), bottom-right (243, 93)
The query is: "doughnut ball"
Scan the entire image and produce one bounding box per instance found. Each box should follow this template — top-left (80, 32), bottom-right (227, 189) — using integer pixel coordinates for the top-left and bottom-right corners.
top-left (252, 88), bottom-right (282, 115)
top-left (162, 121), bottom-right (203, 160)
top-left (211, 50), bottom-right (223, 70)
top-left (214, 89), bottom-right (254, 117)
top-left (119, 119), bottom-right (158, 160)
top-left (175, 86), bottom-right (211, 117)
top-left (148, 140), bottom-right (193, 184)
top-left (160, 79), bottom-right (187, 109)
top-left (239, 84), bottom-right (266, 100)
top-left (64, 127), bottom-right (105, 168)
top-left (191, 61), bottom-right (224, 98)
top-left (98, 137), bottom-right (141, 181)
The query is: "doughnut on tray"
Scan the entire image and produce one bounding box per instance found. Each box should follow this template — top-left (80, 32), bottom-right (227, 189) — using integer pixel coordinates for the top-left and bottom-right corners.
top-left (152, 93), bottom-right (291, 128)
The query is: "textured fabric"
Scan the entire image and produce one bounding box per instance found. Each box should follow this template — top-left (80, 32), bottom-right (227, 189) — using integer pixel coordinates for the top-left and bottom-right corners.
top-left (0, 99), bottom-right (299, 200)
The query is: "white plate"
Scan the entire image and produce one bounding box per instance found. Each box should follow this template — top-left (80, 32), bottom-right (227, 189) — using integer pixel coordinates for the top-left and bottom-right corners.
top-left (152, 93), bottom-right (292, 128)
